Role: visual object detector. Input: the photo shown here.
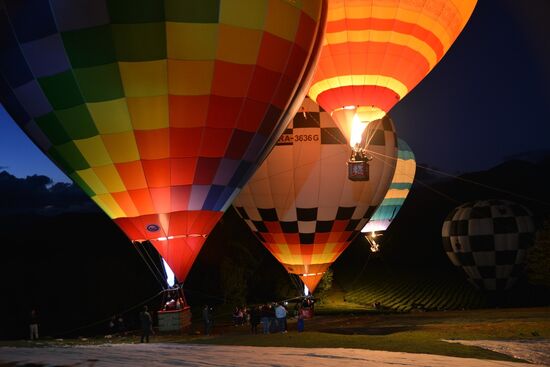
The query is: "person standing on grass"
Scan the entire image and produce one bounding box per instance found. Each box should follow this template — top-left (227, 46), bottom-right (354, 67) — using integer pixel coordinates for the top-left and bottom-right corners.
top-left (202, 304), bottom-right (213, 335)
top-left (139, 306), bottom-right (153, 343)
top-left (275, 303), bottom-right (288, 333)
top-left (29, 309), bottom-right (39, 340)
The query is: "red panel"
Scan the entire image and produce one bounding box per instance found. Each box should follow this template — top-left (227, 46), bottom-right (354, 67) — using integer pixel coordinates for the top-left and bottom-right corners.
top-left (170, 158), bottom-right (198, 185)
top-left (170, 185), bottom-right (191, 212)
top-left (111, 191), bottom-right (137, 215)
top-left (257, 32), bottom-right (293, 74)
top-left (284, 233), bottom-right (300, 244)
top-left (300, 274), bottom-right (324, 292)
top-left (295, 12), bottom-right (317, 50)
top-left (134, 129), bottom-right (170, 159)
top-left (225, 129), bottom-right (253, 160)
top-left (151, 236), bottom-right (207, 283)
top-left (199, 128), bottom-right (232, 157)
top-left (265, 221), bottom-right (283, 233)
top-left (149, 187), bottom-right (171, 213)
top-left (331, 220), bottom-right (349, 232)
top-left (168, 95), bottom-right (210, 128)
top-left (314, 232), bottom-right (330, 244)
top-left (247, 66), bottom-right (280, 104)
top-left (142, 159), bottom-right (171, 188)
top-left (272, 75), bottom-right (297, 110)
top-left (211, 61), bottom-right (255, 98)
top-left (316, 85), bottom-right (398, 115)
top-left (193, 157), bottom-right (220, 185)
top-left (114, 217), bottom-right (144, 241)
top-left (169, 127), bottom-right (203, 157)
top-left (205, 95), bottom-right (242, 128)
top-left (235, 98), bottom-right (269, 132)
top-left (127, 188), bottom-right (156, 215)
top-left (284, 44), bottom-right (308, 83)
top-left (326, 18), bottom-right (444, 59)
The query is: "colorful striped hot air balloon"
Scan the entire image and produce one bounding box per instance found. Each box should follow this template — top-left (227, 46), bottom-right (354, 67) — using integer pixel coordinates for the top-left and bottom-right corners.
top-left (309, 0), bottom-right (477, 153)
top-left (0, 0), bottom-right (326, 283)
top-left (362, 138), bottom-right (415, 235)
top-left (233, 97), bottom-right (397, 292)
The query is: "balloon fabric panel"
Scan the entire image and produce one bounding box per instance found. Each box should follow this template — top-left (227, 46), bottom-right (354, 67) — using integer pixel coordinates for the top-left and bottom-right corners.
top-left (0, 0), bottom-right (326, 282)
top-left (233, 97), bottom-right (397, 291)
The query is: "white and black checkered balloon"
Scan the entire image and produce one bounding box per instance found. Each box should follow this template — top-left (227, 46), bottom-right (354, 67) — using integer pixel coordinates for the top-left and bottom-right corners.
top-left (441, 200), bottom-right (535, 291)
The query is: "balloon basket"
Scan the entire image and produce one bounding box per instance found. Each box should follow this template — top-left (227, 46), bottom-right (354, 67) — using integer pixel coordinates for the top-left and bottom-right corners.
top-left (347, 160), bottom-right (370, 181)
top-left (158, 307), bottom-right (192, 332)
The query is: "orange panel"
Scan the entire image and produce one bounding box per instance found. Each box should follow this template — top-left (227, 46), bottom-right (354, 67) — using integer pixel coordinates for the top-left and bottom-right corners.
top-left (115, 161), bottom-right (148, 190)
top-left (134, 129), bottom-right (170, 159)
top-left (127, 189), bottom-right (156, 215)
top-left (111, 191), bottom-right (139, 217)
top-left (141, 159), bottom-right (171, 188)
top-left (169, 127), bottom-right (203, 158)
top-left (168, 95), bottom-right (210, 128)
top-left (149, 187), bottom-right (171, 214)
top-left (170, 158), bottom-right (198, 186)
top-left (300, 274), bottom-right (324, 292)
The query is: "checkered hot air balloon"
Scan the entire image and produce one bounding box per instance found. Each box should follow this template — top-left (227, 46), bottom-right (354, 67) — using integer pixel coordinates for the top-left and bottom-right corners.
top-left (442, 200), bottom-right (536, 291)
top-left (362, 138), bottom-right (415, 235)
top-left (233, 97), bottom-right (397, 292)
top-left (0, 0), bottom-right (327, 283)
top-left (308, 0), bottom-right (477, 155)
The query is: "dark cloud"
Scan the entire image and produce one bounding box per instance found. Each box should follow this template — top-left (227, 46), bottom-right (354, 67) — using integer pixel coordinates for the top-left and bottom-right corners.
top-left (0, 170), bottom-right (98, 215)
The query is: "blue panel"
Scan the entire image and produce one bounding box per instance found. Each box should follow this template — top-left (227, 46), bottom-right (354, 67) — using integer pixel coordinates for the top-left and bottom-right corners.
top-left (389, 182), bottom-right (413, 190)
top-left (213, 158), bottom-right (239, 186)
top-left (381, 198), bottom-right (405, 206)
top-left (243, 133), bottom-right (267, 162)
top-left (0, 73), bottom-right (31, 125)
top-left (13, 80), bottom-right (52, 118)
top-left (202, 185), bottom-right (225, 211)
top-left (21, 34), bottom-right (70, 77)
top-left (5, 0), bottom-right (57, 43)
top-left (229, 160), bottom-right (253, 188)
top-left (50, 0), bottom-right (110, 31)
top-left (0, 10), bottom-right (34, 88)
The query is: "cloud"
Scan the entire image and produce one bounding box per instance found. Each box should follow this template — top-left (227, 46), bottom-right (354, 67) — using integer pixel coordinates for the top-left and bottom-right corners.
top-left (0, 170), bottom-right (99, 215)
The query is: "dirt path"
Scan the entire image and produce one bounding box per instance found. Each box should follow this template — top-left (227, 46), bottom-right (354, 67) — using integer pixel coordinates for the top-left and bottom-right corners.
top-left (0, 344), bottom-right (545, 367)
top-left (445, 340), bottom-right (550, 366)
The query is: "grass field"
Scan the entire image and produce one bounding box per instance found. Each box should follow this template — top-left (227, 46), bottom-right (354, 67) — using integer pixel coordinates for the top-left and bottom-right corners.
top-left (2, 307), bottom-right (548, 363)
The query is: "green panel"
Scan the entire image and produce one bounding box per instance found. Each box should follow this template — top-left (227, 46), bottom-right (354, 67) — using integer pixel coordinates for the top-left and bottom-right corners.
top-left (74, 63), bottom-right (124, 102)
top-left (107, 0), bottom-right (164, 23)
top-left (55, 105), bottom-right (99, 140)
top-left (49, 142), bottom-right (90, 172)
top-left (35, 112), bottom-right (71, 145)
top-left (38, 70), bottom-right (84, 109)
top-left (112, 23), bottom-right (167, 61)
top-left (165, 0), bottom-right (220, 23)
top-left (62, 25), bottom-right (117, 68)
top-left (68, 172), bottom-right (95, 197)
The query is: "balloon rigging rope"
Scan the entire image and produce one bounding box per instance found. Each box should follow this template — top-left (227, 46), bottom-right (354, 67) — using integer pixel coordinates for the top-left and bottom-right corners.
top-left (139, 241), bottom-right (169, 286)
top-left (132, 241), bottom-right (167, 290)
top-left (367, 149), bottom-right (550, 207)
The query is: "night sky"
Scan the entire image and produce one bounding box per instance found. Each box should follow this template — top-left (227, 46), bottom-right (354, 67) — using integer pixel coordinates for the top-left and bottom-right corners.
top-left (1, 0), bottom-right (549, 183)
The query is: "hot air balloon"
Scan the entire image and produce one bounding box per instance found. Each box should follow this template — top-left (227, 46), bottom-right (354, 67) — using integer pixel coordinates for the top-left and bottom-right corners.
top-left (308, 0), bottom-right (477, 173)
top-left (361, 138), bottom-right (415, 250)
top-left (233, 97), bottom-right (397, 292)
top-left (0, 0), bottom-right (326, 284)
top-left (442, 200), bottom-right (536, 291)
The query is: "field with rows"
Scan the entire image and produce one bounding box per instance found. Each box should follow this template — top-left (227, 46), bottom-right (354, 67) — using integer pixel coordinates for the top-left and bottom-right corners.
top-left (335, 265), bottom-right (488, 312)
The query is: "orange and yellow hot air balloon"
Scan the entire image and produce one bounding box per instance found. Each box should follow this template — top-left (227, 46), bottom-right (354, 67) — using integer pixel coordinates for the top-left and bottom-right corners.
top-left (309, 0), bottom-right (477, 153)
top-left (0, 0), bottom-right (326, 283)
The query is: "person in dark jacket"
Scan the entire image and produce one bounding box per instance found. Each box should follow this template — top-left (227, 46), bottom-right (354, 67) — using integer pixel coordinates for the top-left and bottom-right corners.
top-left (249, 306), bottom-right (261, 334)
top-left (29, 309), bottom-right (39, 340)
top-left (139, 306), bottom-right (153, 343)
top-left (202, 305), bottom-right (213, 335)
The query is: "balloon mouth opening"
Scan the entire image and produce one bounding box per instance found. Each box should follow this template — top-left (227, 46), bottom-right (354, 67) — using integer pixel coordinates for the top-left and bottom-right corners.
top-left (150, 234), bottom-right (208, 242)
top-left (332, 106), bottom-right (387, 149)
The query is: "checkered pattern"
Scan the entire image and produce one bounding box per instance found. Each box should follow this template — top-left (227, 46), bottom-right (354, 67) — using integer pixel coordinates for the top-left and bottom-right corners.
top-left (441, 200), bottom-right (536, 291)
top-left (233, 97), bottom-right (398, 286)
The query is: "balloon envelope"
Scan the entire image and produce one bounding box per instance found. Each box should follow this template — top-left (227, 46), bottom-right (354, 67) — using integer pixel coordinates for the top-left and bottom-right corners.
top-left (442, 200), bottom-right (536, 291)
top-left (362, 138), bottom-right (415, 233)
top-left (309, 0), bottom-right (477, 146)
top-left (0, 0), bottom-right (326, 282)
top-left (233, 97), bottom-right (397, 292)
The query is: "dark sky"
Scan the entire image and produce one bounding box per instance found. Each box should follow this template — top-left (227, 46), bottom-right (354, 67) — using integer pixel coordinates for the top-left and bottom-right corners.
top-left (0, 0), bottom-right (549, 183)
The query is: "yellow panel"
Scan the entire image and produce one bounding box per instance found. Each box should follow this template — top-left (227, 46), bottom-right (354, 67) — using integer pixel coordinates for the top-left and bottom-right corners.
top-left (219, 0), bottom-right (268, 30)
top-left (265, 0), bottom-right (300, 42)
top-left (93, 165), bottom-right (126, 193)
top-left (101, 131), bottom-right (140, 163)
top-left (87, 98), bottom-right (133, 134)
top-left (166, 22), bottom-right (218, 60)
top-left (118, 61), bottom-right (167, 97)
top-left (384, 188), bottom-right (409, 199)
top-left (75, 168), bottom-right (108, 195)
top-left (308, 75), bottom-right (409, 108)
top-left (326, 30), bottom-right (436, 68)
top-left (167, 60), bottom-right (214, 96)
top-left (126, 95), bottom-right (168, 130)
top-left (92, 193), bottom-right (126, 219)
top-left (217, 25), bottom-right (262, 65)
top-left (74, 135), bottom-right (112, 167)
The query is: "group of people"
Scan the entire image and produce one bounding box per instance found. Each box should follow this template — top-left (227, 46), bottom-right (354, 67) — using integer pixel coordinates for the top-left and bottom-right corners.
top-left (230, 303), bottom-right (290, 334)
